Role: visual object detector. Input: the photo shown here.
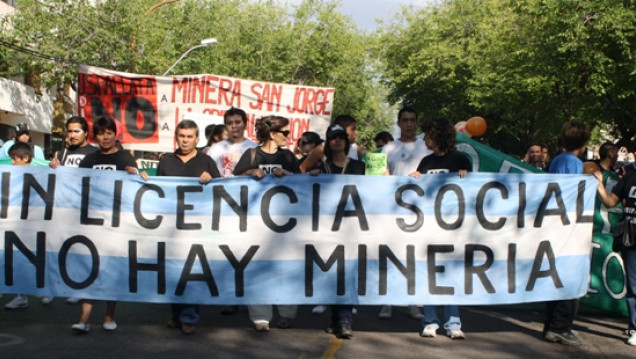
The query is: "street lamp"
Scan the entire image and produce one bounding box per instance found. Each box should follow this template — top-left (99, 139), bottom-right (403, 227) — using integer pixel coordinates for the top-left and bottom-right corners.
top-left (162, 38), bottom-right (218, 76)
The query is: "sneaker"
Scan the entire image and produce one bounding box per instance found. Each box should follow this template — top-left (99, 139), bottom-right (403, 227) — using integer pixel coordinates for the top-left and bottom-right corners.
top-left (446, 328), bottom-right (465, 339)
top-left (627, 332), bottom-right (636, 346)
top-left (254, 321), bottom-right (270, 332)
top-left (277, 317), bottom-right (292, 329)
top-left (72, 322), bottom-right (90, 333)
top-left (378, 305), bottom-right (392, 319)
top-left (181, 323), bottom-right (196, 335)
top-left (544, 330), bottom-right (582, 346)
top-left (41, 296), bottom-right (54, 305)
top-left (102, 321), bottom-right (117, 331)
top-left (421, 325), bottom-right (437, 338)
top-left (352, 307), bottom-right (357, 315)
top-left (5, 295), bottom-right (28, 309)
top-left (312, 305), bottom-right (327, 315)
top-left (408, 306), bottom-right (424, 320)
top-left (220, 305), bottom-right (239, 315)
top-left (66, 297), bottom-right (80, 304)
top-left (338, 322), bottom-right (353, 339)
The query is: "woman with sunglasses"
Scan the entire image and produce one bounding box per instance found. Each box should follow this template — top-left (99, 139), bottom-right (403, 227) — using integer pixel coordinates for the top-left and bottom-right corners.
top-left (233, 115), bottom-right (300, 331)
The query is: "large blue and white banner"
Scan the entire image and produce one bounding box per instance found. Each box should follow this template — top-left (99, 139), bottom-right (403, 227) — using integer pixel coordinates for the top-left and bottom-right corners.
top-left (0, 166), bottom-right (596, 305)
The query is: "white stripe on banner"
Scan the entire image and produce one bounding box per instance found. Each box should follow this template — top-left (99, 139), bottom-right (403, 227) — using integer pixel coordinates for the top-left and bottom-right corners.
top-left (0, 165), bottom-right (596, 305)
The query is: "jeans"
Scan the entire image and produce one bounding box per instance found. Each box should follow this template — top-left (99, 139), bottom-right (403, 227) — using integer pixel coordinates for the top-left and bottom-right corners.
top-left (171, 304), bottom-right (199, 324)
top-left (623, 249), bottom-right (636, 330)
top-left (330, 305), bottom-right (353, 326)
top-left (422, 305), bottom-right (461, 330)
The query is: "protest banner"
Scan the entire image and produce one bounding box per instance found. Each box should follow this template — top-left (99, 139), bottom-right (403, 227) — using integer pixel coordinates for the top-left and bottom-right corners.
top-left (76, 65), bottom-right (335, 152)
top-left (0, 165), bottom-right (596, 305)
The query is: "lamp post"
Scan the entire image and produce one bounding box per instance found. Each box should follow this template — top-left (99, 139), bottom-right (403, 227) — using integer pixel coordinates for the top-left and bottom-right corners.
top-left (162, 38), bottom-right (218, 76)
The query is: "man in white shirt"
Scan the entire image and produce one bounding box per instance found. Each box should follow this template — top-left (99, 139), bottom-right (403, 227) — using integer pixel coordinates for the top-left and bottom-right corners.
top-left (208, 107), bottom-right (258, 178)
top-left (379, 106), bottom-right (432, 320)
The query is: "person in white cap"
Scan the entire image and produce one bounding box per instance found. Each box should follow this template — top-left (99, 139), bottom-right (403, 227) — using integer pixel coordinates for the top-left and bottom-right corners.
top-left (0, 123), bottom-right (45, 160)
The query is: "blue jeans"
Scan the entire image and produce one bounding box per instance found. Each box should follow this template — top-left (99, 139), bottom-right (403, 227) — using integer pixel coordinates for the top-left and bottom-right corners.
top-left (623, 249), bottom-right (636, 330)
top-left (422, 305), bottom-right (461, 330)
top-left (171, 304), bottom-right (199, 325)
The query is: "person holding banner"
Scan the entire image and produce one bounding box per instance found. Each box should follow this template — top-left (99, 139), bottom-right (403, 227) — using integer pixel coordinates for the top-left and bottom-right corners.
top-left (379, 106), bottom-right (431, 320)
top-left (595, 143), bottom-right (636, 346)
top-left (157, 120), bottom-right (221, 335)
top-left (72, 116), bottom-right (148, 333)
top-left (410, 117), bottom-right (471, 340)
top-left (315, 123), bottom-right (365, 338)
top-left (233, 115), bottom-right (300, 331)
top-left (207, 107), bottom-right (257, 177)
top-left (543, 121), bottom-right (590, 346)
top-left (333, 115), bottom-right (366, 161)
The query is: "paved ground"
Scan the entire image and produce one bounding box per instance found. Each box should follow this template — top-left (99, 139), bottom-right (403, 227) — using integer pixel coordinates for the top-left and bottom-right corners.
top-left (0, 296), bottom-right (633, 358)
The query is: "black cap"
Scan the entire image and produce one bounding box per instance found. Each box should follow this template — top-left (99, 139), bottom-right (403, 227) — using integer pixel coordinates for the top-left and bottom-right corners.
top-left (326, 124), bottom-right (347, 141)
top-left (15, 123), bottom-right (30, 134)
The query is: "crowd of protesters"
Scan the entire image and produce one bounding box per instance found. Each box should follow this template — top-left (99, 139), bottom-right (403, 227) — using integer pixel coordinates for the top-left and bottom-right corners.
top-left (1, 106), bottom-right (635, 348)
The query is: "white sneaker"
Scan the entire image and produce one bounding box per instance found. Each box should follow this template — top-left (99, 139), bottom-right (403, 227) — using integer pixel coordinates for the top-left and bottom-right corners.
top-left (446, 328), bottom-right (465, 339)
top-left (352, 307), bottom-right (357, 315)
top-left (5, 295), bottom-right (28, 309)
top-left (41, 296), bottom-right (53, 305)
top-left (72, 322), bottom-right (90, 333)
top-left (421, 325), bottom-right (437, 338)
top-left (378, 305), bottom-right (392, 319)
top-left (628, 331), bottom-right (636, 346)
top-left (408, 305), bottom-right (424, 320)
top-left (103, 321), bottom-right (117, 331)
top-left (312, 305), bottom-right (327, 315)
top-left (254, 320), bottom-right (270, 332)
top-left (66, 297), bottom-right (80, 304)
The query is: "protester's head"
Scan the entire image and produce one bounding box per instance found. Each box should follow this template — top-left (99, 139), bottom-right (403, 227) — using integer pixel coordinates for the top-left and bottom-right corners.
top-left (374, 131), bottom-right (394, 148)
top-left (210, 124), bottom-right (227, 144)
top-left (92, 116), bottom-right (118, 151)
top-left (224, 107), bottom-right (248, 141)
top-left (255, 116), bottom-right (289, 146)
top-left (559, 121), bottom-right (590, 152)
top-left (599, 142), bottom-right (618, 164)
top-left (175, 120), bottom-right (199, 155)
top-left (15, 123), bottom-right (31, 144)
top-left (541, 145), bottom-right (550, 162)
top-left (324, 124), bottom-right (350, 162)
top-left (333, 115), bottom-right (358, 143)
top-left (66, 116), bottom-right (89, 147)
top-left (9, 141), bottom-right (32, 165)
top-left (397, 106), bottom-right (418, 141)
top-left (298, 131), bottom-right (323, 155)
top-left (422, 117), bottom-right (456, 153)
top-left (204, 124), bottom-right (216, 142)
top-left (527, 144), bottom-right (543, 166)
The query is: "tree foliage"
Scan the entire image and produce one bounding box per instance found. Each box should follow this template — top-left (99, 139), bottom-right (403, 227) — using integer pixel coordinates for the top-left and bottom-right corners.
top-left (0, 0), bottom-right (391, 148)
top-left (379, 0), bottom-right (635, 157)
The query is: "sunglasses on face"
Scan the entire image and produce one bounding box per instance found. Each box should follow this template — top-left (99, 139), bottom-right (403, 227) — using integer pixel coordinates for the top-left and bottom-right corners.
top-left (274, 130), bottom-right (290, 137)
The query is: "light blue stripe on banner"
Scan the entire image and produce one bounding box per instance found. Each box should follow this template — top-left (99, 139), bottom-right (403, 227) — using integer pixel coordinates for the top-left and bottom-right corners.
top-left (3, 166), bottom-right (597, 217)
top-left (1, 252), bottom-right (589, 305)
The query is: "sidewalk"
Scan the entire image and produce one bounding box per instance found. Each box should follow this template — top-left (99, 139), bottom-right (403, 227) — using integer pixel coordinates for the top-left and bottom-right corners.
top-left (0, 297), bottom-right (633, 358)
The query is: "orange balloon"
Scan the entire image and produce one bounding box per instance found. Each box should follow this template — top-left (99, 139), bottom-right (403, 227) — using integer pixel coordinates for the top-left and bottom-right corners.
top-left (454, 121), bottom-right (472, 138)
top-left (466, 116), bottom-right (487, 136)
top-left (583, 161), bottom-right (600, 174)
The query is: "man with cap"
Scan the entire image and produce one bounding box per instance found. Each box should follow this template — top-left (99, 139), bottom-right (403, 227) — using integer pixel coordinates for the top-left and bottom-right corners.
top-left (0, 123), bottom-right (45, 160)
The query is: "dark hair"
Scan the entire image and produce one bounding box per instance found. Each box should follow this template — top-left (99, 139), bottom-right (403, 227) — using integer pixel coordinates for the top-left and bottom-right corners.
top-left (92, 116), bottom-right (117, 138)
top-left (599, 142), bottom-right (618, 161)
top-left (66, 116), bottom-right (89, 133)
top-left (204, 124), bottom-right (216, 140)
top-left (8, 142), bottom-right (33, 162)
top-left (374, 131), bottom-right (394, 143)
top-left (323, 131), bottom-right (350, 163)
top-left (206, 124), bottom-right (226, 146)
top-left (398, 106), bottom-right (417, 121)
top-left (176, 119), bottom-right (199, 137)
top-left (333, 115), bottom-right (356, 129)
top-left (254, 116), bottom-right (289, 143)
top-left (422, 117), bottom-right (456, 153)
top-left (224, 107), bottom-right (247, 125)
top-left (299, 131), bottom-right (323, 146)
top-left (559, 121), bottom-right (590, 151)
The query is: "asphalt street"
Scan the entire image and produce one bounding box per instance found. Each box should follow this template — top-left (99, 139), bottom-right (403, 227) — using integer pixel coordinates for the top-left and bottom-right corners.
top-left (0, 297), bottom-right (633, 358)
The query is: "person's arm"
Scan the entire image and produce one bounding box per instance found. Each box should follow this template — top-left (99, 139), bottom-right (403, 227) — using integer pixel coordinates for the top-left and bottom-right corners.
top-left (299, 144), bottom-right (323, 173)
top-left (594, 171), bottom-right (621, 208)
top-left (233, 149), bottom-right (265, 178)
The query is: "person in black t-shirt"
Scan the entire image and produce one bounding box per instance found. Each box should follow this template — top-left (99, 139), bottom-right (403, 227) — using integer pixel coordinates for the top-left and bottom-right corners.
top-left (50, 116), bottom-right (98, 169)
top-left (233, 115), bottom-right (299, 332)
top-left (410, 118), bottom-right (471, 340)
top-left (157, 120), bottom-right (220, 335)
